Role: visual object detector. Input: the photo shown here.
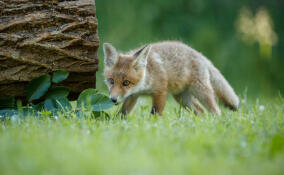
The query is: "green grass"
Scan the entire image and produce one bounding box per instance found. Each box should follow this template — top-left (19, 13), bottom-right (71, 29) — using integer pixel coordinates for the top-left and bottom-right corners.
top-left (0, 97), bottom-right (284, 175)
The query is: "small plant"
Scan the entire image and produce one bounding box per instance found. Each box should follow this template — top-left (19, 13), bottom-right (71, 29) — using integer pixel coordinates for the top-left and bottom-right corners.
top-left (0, 71), bottom-right (113, 119)
top-left (26, 70), bottom-right (70, 111)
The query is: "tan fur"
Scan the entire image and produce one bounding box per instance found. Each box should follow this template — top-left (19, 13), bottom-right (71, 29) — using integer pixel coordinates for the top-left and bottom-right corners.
top-left (103, 41), bottom-right (239, 116)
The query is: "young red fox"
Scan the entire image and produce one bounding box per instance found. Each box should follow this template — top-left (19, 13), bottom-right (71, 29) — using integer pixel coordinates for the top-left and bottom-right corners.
top-left (103, 41), bottom-right (239, 116)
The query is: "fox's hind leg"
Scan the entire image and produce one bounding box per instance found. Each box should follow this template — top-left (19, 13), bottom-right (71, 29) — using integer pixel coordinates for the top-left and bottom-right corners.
top-left (173, 90), bottom-right (204, 115)
top-left (189, 77), bottom-right (221, 115)
top-left (121, 95), bottom-right (138, 115)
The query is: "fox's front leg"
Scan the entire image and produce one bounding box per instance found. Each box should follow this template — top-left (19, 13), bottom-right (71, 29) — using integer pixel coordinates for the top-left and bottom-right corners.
top-left (120, 95), bottom-right (138, 115)
top-left (151, 91), bottom-right (167, 115)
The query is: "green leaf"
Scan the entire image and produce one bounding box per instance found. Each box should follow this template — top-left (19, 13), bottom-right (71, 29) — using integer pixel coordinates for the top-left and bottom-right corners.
top-left (45, 86), bottom-right (70, 99)
top-left (44, 97), bottom-right (72, 112)
top-left (52, 70), bottom-right (69, 83)
top-left (26, 75), bottom-right (51, 101)
top-left (77, 89), bottom-right (113, 111)
top-left (0, 96), bottom-right (15, 109)
top-left (77, 89), bottom-right (98, 99)
top-left (31, 102), bottom-right (44, 111)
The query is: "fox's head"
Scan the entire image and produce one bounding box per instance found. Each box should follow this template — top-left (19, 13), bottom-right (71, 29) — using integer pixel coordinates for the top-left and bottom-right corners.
top-left (103, 43), bottom-right (151, 104)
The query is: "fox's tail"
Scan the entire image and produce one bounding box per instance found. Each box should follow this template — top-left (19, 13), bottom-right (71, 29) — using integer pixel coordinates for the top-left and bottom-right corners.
top-left (209, 65), bottom-right (239, 111)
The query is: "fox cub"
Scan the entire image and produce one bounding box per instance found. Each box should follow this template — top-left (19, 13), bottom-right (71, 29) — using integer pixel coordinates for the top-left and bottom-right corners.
top-left (103, 41), bottom-right (239, 116)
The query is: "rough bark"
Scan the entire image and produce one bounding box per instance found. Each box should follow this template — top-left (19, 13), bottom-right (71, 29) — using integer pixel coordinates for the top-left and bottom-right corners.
top-left (0, 0), bottom-right (99, 100)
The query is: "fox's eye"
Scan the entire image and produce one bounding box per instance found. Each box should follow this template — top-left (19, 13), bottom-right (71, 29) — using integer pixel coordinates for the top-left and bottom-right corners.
top-left (122, 80), bottom-right (130, 86)
top-left (108, 78), bottom-right (114, 85)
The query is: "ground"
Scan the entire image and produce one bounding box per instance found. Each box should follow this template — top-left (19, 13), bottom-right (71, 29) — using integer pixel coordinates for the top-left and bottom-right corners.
top-left (0, 96), bottom-right (284, 175)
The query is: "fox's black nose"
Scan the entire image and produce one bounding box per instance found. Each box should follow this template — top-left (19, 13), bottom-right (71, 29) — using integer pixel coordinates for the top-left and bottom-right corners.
top-left (111, 97), bottom-right (117, 103)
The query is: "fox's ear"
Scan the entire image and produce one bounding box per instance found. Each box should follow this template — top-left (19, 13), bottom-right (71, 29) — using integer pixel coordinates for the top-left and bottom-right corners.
top-left (103, 43), bottom-right (118, 68)
top-left (133, 45), bottom-right (151, 69)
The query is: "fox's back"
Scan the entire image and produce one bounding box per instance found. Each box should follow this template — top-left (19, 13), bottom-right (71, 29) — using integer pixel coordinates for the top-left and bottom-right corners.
top-left (147, 41), bottom-right (210, 92)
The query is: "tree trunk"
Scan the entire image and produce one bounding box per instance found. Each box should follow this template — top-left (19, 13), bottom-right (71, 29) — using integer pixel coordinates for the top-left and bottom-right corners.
top-left (0, 0), bottom-right (99, 100)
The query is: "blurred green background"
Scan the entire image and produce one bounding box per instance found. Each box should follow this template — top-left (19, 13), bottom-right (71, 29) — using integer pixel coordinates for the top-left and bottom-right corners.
top-left (95, 0), bottom-right (284, 97)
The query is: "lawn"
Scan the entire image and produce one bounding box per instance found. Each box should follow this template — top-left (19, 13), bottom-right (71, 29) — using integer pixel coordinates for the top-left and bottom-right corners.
top-left (0, 96), bottom-right (284, 175)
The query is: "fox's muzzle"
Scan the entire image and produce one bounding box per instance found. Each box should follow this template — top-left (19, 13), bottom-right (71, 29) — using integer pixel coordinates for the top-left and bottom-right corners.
top-left (109, 96), bottom-right (120, 105)
top-left (110, 97), bottom-right (117, 103)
